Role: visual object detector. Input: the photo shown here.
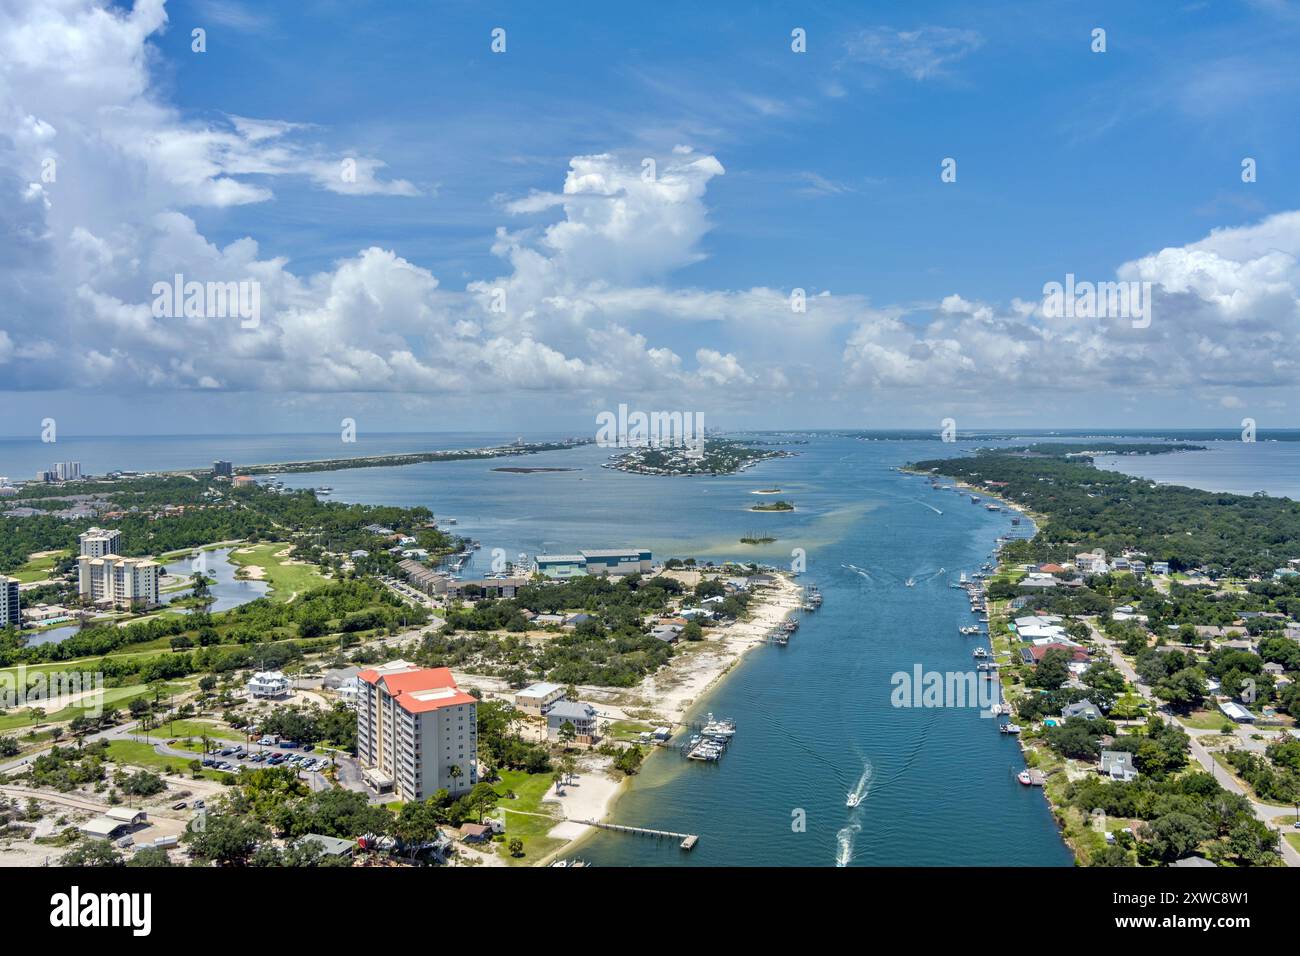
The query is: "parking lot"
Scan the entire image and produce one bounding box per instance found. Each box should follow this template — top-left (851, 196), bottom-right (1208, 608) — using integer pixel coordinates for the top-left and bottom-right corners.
top-left (199, 738), bottom-right (336, 776)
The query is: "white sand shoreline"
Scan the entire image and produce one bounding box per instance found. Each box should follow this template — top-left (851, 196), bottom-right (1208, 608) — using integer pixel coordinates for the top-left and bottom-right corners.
top-left (536, 574), bottom-right (803, 863)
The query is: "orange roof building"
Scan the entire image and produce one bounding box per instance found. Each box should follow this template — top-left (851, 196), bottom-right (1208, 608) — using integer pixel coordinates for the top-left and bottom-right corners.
top-left (356, 661), bottom-right (478, 802)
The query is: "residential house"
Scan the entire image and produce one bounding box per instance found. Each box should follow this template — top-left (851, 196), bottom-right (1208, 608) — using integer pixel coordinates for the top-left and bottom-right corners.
top-left (546, 700), bottom-right (600, 744)
top-left (1099, 750), bottom-right (1138, 781)
top-left (1062, 699), bottom-right (1102, 721)
top-left (514, 681), bottom-right (566, 716)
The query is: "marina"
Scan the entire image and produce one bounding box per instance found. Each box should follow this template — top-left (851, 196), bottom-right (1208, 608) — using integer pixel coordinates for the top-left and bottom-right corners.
top-left (681, 714), bottom-right (738, 762)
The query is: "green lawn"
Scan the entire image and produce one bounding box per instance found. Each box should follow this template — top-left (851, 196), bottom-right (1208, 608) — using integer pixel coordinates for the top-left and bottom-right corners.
top-left (10, 551), bottom-right (67, 583)
top-left (489, 769), bottom-right (565, 865)
top-left (608, 719), bottom-right (653, 741)
top-left (104, 739), bottom-right (229, 781)
top-left (1287, 833), bottom-right (1300, 854)
top-left (226, 542), bottom-right (326, 602)
top-left (1180, 709), bottom-right (1236, 731)
top-left (148, 719), bottom-right (244, 744)
top-left (0, 682), bottom-right (189, 732)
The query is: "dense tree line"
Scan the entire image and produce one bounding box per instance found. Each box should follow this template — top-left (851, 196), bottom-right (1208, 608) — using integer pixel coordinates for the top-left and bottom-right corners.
top-left (913, 449), bottom-right (1300, 576)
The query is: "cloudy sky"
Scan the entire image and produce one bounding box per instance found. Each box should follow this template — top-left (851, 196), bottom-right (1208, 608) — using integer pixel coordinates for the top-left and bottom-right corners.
top-left (2, 0), bottom-right (1300, 437)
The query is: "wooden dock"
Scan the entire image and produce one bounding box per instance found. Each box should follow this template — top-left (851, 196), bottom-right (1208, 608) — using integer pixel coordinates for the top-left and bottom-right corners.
top-left (574, 820), bottom-right (699, 850)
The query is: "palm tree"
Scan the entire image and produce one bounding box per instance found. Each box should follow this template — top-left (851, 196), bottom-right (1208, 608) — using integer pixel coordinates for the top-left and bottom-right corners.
top-left (448, 764), bottom-right (463, 788)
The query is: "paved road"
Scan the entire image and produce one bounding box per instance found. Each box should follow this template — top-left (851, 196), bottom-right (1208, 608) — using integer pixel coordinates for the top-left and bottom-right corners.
top-left (1088, 621), bottom-right (1300, 867)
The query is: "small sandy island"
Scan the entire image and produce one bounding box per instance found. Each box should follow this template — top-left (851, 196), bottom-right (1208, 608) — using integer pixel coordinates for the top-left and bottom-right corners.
top-left (491, 467), bottom-right (581, 474)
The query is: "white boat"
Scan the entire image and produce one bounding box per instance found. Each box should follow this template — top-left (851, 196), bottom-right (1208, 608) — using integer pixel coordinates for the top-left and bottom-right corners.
top-left (973, 647), bottom-right (988, 658)
top-left (846, 793), bottom-right (861, 808)
top-left (905, 577), bottom-right (916, 588)
top-left (1000, 723), bottom-right (1022, 735)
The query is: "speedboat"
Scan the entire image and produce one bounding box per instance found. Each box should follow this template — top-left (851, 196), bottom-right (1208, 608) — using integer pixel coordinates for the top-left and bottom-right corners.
top-left (973, 647), bottom-right (988, 658)
top-left (904, 578), bottom-right (916, 588)
top-left (846, 793), bottom-right (861, 808)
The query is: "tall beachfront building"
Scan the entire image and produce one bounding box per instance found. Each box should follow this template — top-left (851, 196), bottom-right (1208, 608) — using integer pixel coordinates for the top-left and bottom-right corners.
top-left (356, 661), bottom-right (478, 802)
top-left (0, 575), bottom-right (19, 629)
top-left (77, 555), bottom-right (161, 608)
top-left (78, 527), bottom-right (122, 558)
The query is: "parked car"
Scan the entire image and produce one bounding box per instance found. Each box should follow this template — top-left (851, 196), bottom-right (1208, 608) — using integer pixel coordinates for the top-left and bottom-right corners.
top-left (171, 801), bottom-right (187, 810)
top-left (302, 743), bottom-right (315, 751)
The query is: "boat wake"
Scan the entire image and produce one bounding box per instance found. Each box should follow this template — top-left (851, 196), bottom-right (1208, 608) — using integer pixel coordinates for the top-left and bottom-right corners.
top-left (835, 822), bottom-right (861, 867)
top-left (841, 562), bottom-right (874, 583)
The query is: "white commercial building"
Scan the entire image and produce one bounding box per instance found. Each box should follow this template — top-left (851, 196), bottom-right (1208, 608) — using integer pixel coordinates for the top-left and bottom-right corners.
top-left (79, 527), bottom-right (123, 558)
top-left (356, 662), bottom-right (478, 802)
top-left (77, 554), bottom-right (161, 608)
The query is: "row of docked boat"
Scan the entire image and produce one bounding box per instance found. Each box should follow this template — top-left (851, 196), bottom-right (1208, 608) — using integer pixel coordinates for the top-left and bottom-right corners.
top-left (801, 585), bottom-right (822, 611)
top-left (686, 714), bottom-right (737, 761)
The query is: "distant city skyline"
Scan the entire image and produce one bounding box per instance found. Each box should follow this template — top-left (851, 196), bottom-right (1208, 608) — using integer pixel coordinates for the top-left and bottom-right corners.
top-left (4, 1), bottom-right (1300, 434)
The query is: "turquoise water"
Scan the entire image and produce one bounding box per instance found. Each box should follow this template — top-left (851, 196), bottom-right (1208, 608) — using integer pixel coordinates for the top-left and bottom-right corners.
top-left (267, 434), bottom-right (1072, 866)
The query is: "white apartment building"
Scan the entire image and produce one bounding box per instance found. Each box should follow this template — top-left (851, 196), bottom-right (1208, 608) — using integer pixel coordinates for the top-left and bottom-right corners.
top-left (0, 575), bottom-right (19, 629)
top-left (77, 554), bottom-right (161, 608)
top-left (79, 527), bottom-right (123, 558)
top-left (356, 661), bottom-right (478, 802)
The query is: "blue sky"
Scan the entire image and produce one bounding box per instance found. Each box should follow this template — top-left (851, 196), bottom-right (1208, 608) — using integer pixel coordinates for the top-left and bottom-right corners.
top-left (3, 0), bottom-right (1300, 436)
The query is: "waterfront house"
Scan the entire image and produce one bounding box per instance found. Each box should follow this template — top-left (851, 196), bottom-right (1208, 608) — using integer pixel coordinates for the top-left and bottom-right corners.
top-left (514, 681), bottom-right (566, 716)
top-left (651, 624), bottom-right (683, 644)
top-left (1024, 643), bottom-right (1090, 664)
top-left (1019, 577), bottom-right (1058, 589)
top-left (546, 700), bottom-right (600, 743)
top-left (1099, 750), bottom-right (1138, 782)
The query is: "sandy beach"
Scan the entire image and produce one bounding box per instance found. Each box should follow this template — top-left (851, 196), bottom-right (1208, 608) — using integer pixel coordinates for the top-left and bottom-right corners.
top-left (530, 574), bottom-right (804, 861)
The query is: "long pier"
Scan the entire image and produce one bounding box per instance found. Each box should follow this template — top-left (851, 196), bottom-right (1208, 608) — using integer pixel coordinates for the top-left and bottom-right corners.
top-left (574, 820), bottom-right (699, 850)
